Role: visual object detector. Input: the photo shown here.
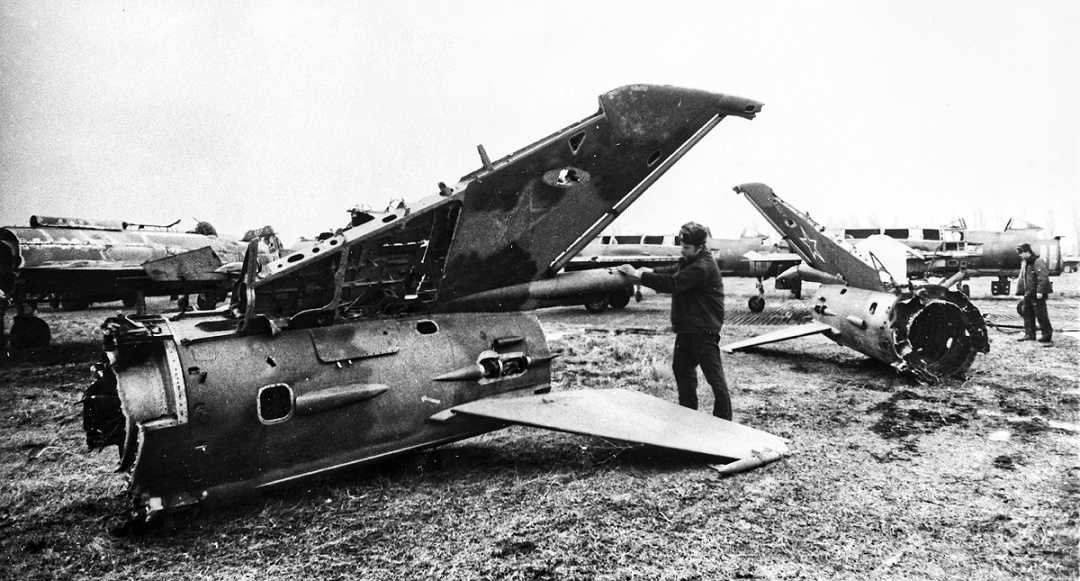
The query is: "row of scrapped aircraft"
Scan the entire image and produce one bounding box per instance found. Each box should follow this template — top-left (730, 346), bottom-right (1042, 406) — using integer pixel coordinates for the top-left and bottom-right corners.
top-left (0, 204), bottom-right (680, 350)
top-left (4, 85), bottom-right (1000, 529)
top-left (568, 215), bottom-right (1066, 315)
top-left (0, 217), bottom-right (285, 350)
top-left (4, 188), bottom-right (1059, 352)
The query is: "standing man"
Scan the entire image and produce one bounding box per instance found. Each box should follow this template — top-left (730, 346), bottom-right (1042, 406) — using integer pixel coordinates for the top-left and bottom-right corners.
top-left (617, 222), bottom-right (732, 420)
top-left (1015, 242), bottom-right (1053, 343)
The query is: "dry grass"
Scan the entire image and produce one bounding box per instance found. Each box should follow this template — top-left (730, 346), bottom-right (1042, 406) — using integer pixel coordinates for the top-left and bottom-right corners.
top-left (1, 282), bottom-right (1078, 580)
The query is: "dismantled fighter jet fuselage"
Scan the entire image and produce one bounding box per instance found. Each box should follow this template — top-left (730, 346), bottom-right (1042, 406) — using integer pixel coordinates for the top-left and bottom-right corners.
top-left (725, 183), bottom-right (990, 383)
top-left (84, 85), bottom-right (789, 524)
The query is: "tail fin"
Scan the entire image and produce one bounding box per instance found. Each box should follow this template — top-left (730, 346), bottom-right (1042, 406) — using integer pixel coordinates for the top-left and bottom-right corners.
top-left (439, 85), bottom-right (763, 300)
top-left (734, 183), bottom-right (887, 292)
top-left (240, 86), bottom-right (763, 323)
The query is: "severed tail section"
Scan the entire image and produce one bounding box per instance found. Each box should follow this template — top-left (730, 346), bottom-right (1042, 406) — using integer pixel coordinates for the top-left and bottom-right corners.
top-left (735, 183), bottom-right (887, 292)
top-left (727, 183), bottom-right (989, 383)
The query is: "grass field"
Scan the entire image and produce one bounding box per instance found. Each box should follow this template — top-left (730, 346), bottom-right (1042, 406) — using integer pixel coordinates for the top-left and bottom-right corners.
top-left (1, 276), bottom-right (1077, 580)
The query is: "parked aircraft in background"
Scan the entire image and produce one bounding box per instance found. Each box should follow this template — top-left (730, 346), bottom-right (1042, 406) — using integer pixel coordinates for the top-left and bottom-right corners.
top-left (841, 217), bottom-right (1063, 296)
top-left (725, 183), bottom-right (989, 383)
top-left (566, 229), bottom-right (802, 312)
top-left (81, 85), bottom-right (788, 527)
top-left (0, 217), bottom-right (281, 350)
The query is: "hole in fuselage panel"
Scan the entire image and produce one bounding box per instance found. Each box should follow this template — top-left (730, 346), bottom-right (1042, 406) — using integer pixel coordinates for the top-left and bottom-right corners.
top-left (568, 131), bottom-right (586, 154)
top-left (258, 384), bottom-right (293, 424)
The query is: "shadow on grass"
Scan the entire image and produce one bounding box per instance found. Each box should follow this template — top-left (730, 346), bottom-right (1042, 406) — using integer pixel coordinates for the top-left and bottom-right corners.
top-left (101, 433), bottom-right (721, 538)
top-left (2, 339), bottom-right (101, 369)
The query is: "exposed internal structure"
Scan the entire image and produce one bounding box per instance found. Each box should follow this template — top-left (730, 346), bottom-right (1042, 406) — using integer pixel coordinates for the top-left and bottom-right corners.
top-left (238, 203), bottom-right (462, 323)
top-left (890, 287), bottom-right (989, 382)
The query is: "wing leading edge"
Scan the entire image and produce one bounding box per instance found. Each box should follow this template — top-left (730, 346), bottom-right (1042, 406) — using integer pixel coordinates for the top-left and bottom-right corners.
top-left (450, 388), bottom-right (789, 461)
top-left (722, 321), bottom-right (837, 353)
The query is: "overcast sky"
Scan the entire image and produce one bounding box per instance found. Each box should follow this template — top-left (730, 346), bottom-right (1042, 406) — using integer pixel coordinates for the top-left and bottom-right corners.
top-left (2, 1), bottom-right (1077, 249)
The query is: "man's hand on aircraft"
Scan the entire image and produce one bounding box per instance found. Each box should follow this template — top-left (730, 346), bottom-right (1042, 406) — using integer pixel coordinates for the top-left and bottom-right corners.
top-left (617, 264), bottom-right (641, 280)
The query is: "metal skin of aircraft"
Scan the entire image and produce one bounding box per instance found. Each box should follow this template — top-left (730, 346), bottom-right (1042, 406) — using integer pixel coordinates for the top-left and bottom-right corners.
top-left (81, 85), bottom-right (789, 526)
top-left (841, 219), bottom-right (1064, 296)
top-left (565, 231), bottom-right (802, 313)
top-left (0, 217), bottom-right (282, 351)
top-left (724, 183), bottom-right (990, 384)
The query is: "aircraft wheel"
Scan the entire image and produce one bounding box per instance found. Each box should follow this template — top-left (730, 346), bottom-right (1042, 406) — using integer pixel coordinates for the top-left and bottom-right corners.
top-left (748, 295), bottom-right (766, 313)
top-left (60, 296), bottom-right (90, 311)
top-left (607, 289), bottom-right (631, 309)
top-left (196, 292), bottom-right (219, 311)
top-left (10, 315), bottom-right (51, 350)
top-left (961, 284), bottom-right (970, 297)
top-left (177, 295), bottom-right (191, 311)
top-left (584, 295), bottom-right (608, 314)
top-left (122, 295), bottom-right (138, 308)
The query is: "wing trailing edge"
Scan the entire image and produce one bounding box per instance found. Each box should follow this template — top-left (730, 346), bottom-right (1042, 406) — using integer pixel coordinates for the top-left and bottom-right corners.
top-left (449, 388), bottom-right (789, 462)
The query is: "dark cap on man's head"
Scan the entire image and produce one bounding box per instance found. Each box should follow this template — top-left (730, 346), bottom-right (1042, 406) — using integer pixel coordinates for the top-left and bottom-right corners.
top-left (679, 222), bottom-right (709, 246)
top-left (1016, 243), bottom-right (1033, 254)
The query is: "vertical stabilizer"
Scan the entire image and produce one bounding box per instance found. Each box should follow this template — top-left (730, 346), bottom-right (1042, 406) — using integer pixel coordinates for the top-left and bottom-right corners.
top-left (735, 183), bottom-right (887, 292)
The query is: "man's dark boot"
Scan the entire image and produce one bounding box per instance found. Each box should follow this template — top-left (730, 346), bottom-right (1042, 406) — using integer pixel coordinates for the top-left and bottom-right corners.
top-left (1038, 335), bottom-right (1053, 343)
top-left (1017, 336), bottom-right (1035, 342)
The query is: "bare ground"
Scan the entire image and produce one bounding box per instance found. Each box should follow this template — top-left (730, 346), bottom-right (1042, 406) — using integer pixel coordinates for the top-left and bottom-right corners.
top-left (1, 276), bottom-right (1077, 580)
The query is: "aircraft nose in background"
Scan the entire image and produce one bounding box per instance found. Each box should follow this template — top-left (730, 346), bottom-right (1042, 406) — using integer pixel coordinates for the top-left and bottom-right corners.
top-left (0, 229), bottom-right (22, 299)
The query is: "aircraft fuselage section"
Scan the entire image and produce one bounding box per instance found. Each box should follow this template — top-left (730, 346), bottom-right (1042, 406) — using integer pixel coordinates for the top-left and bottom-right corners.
top-left (85, 311), bottom-right (551, 516)
top-left (810, 283), bottom-right (989, 382)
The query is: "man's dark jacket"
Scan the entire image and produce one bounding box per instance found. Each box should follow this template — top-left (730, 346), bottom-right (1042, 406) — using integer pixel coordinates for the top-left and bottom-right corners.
top-left (1016, 253), bottom-right (1052, 296)
top-left (639, 250), bottom-right (725, 334)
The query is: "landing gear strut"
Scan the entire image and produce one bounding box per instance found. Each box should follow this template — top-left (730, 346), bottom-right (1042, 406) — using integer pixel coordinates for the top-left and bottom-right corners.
top-left (990, 277), bottom-right (1011, 296)
top-left (748, 278), bottom-right (766, 313)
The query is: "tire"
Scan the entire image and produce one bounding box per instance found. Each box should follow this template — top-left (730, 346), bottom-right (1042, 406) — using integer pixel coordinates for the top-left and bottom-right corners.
top-left (607, 289), bottom-right (631, 309)
top-left (584, 296), bottom-right (608, 314)
top-left (122, 295), bottom-right (138, 308)
top-left (748, 295), bottom-right (766, 313)
top-left (196, 292), bottom-right (219, 311)
top-left (10, 315), bottom-right (51, 350)
top-left (961, 284), bottom-right (971, 297)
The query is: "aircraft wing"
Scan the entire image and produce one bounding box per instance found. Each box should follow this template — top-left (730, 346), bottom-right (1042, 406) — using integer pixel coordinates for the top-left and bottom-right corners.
top-left (721, 321), bottom-right (837, 353)
top-left (449, 388), bottom-right (788, 461)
